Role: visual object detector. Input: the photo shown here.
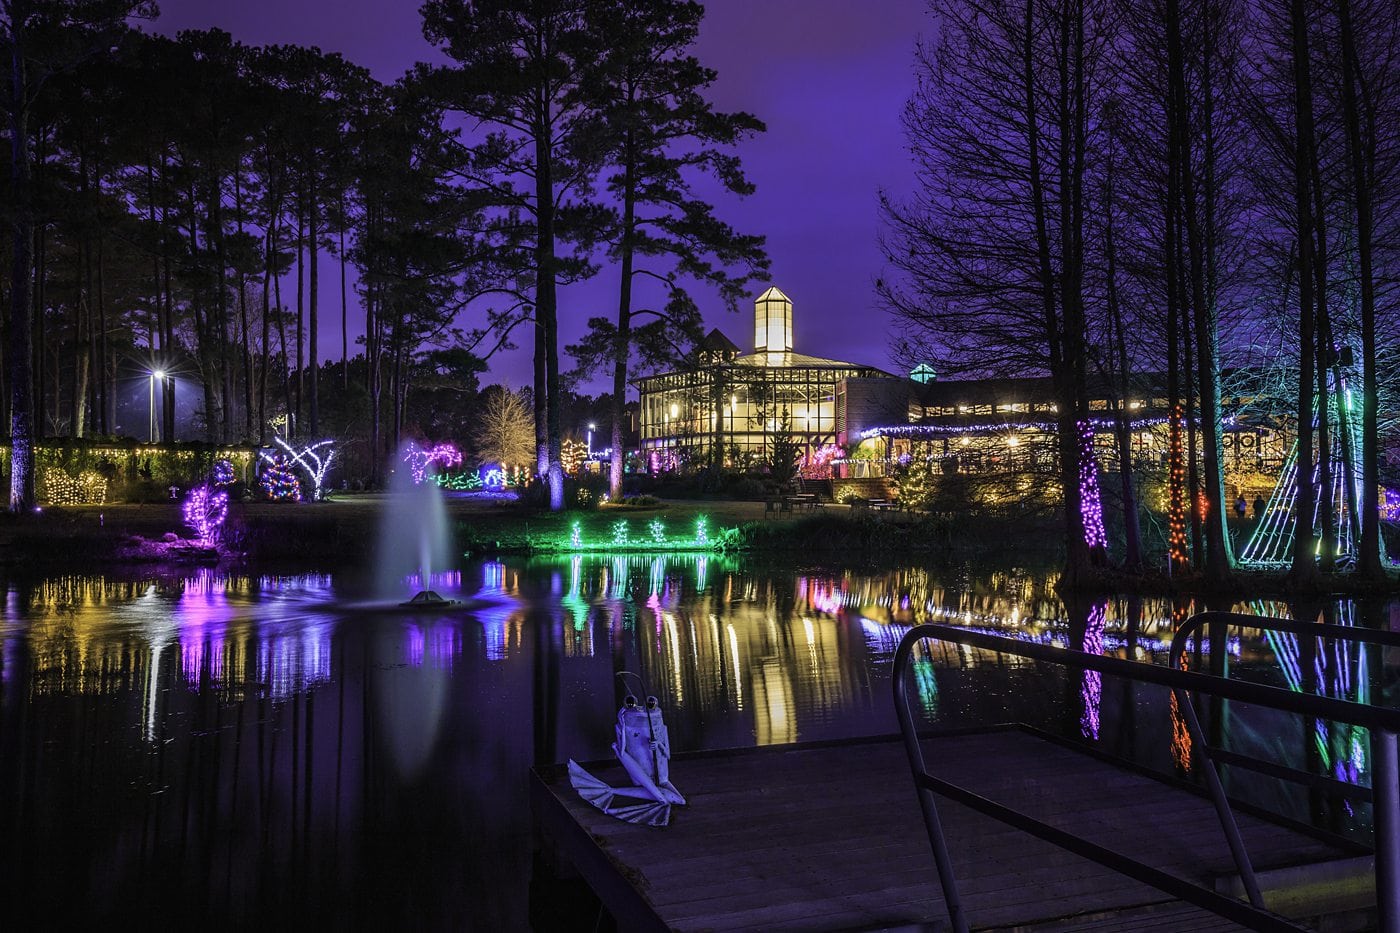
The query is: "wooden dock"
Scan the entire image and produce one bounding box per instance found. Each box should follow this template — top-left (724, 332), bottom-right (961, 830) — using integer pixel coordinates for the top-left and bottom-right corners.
top-left (531, 726), bottom-right (1375, 932)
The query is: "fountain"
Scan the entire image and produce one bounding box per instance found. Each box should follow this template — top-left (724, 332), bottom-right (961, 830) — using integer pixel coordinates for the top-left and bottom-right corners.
top-left (375, 443), bottom-right (461, 609)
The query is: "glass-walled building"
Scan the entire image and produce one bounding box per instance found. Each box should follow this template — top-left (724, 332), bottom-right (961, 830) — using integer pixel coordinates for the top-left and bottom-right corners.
top-left (635, 287), bottom-right (900, 467)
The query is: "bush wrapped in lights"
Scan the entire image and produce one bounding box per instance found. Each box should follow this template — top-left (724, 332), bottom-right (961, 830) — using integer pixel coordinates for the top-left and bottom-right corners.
top-left (259, 456), bottom-right (302, 502)
top-left (182, 484), bottom-right (229, 546)
top-left (41, 468), bottom-right (108, 505)
top-left (211, 458), bottom-right (236, 486)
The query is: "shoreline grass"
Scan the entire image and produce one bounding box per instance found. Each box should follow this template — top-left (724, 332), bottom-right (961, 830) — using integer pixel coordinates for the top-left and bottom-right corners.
top-left (0, 493), bottom-right (1394, 598)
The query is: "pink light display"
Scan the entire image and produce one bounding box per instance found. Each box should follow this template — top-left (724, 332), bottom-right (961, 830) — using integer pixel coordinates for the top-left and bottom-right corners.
top-left (799, 444), bottom-right (843, 479)
top-left (182, 484), bottom-right (229, 546)
top-left (1077, 420), bottom-right (1107, 551)
top-left (404, 442), bottom-right (463, 483)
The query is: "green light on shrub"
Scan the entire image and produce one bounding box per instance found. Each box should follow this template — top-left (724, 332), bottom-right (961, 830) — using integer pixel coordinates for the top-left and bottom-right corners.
top-left (557, 513), bottom-right (723, 553)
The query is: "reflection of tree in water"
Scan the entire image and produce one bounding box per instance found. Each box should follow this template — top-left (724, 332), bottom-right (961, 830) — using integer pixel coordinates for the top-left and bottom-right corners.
top-left (7, 560), bottom-right (1400, 925)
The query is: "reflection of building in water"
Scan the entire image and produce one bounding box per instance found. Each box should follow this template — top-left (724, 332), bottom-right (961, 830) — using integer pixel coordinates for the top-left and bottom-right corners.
top-left (752, 658), bottom-right (797, 746)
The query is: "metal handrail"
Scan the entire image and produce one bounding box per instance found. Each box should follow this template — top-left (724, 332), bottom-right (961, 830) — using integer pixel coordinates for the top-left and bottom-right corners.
top-left (893, 621), bottom-right (1400, 933)
top-left (1168, 610), bottom-right (1400, 931)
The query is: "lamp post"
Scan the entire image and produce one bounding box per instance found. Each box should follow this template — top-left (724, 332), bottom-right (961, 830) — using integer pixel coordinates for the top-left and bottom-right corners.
top-left (587, 422), bottom-right (596, 458)
top-left (149, 370), bottom-right (165, 443)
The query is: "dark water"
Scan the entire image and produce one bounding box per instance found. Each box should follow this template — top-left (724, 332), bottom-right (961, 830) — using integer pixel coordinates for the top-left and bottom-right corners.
top-left (1, 556), bottom-right (1397, 929)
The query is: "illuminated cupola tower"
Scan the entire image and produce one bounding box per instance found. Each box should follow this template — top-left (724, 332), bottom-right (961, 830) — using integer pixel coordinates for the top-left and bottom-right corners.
top-left (754, 286), bottom-right (793, 354)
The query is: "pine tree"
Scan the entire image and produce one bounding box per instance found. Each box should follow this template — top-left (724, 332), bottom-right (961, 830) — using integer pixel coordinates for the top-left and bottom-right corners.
top-left (567, 0), bottom-right (767, 501)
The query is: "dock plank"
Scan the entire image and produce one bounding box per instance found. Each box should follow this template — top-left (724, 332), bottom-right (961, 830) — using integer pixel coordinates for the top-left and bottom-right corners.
top-left (533, 727), bottom-right (1368, 931)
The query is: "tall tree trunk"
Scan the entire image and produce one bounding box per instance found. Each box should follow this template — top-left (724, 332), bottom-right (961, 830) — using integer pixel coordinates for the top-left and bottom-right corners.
top-left (610, 120), bottom-right (636, 503)
top-left (7, 27), bottom-right (36, 513)
top-left (535, 108), bottom-right (564, 511)
top-left (97, 229), bottom-right (110, 435)
top-left (260, 221), bottom-right (274, 446)
top-left (309, 181), bottom-right (319, 436)
top-left (1022, 0), bottom-right (1082, 584)
top-left (33, 218), bottom-right (45, 438)
top-left (1338, 0), bottom-right (1385, 578)
top-left (211, 171), bottom-right (232, 444)
top-left (71, 243), bottom-right (87, 439)
top-left (276, 251), bottom-right (294, 432)
top-left (369, 289), bottom-right (381, 484)
top-left (1288, 0), bottom-right (1319, 586)
top-left (162, 241), bottom-right (175, 442)
top-left (339, 214), bottom-right (348, 391)
top-left (1176, 0), bottom-right (1231, 583)
top-left (235, 170), bottom-right (254, 441)
top-left (1103, 108), bottom-right (1142, 570)
top-left (295, 196), bottom-right (305, 436)
top-left (1165, 114), bottom-right (1188, 575)
top-left (159, 152), bottom-right (176, 442)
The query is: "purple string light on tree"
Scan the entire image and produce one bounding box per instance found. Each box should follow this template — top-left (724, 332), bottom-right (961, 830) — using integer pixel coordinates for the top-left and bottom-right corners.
top-left (403, 441), bottom-right (463, 483)
top-left (182, 484), bottom-right (229, 547)
top-left (1078, 601), bottom-right (1107, 741)
top-left (1077, 419), bottom-right (1107, 551)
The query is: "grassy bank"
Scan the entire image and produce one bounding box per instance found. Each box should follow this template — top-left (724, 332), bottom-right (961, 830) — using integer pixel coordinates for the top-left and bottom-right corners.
top-left (0, 494), bottom-right (1051, 569)
top-left (1, 495), bottom-right (1394, 601)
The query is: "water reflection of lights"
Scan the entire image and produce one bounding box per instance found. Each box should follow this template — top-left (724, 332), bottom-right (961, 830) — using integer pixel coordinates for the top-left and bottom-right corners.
top-left (1078, 602), bottom-right (1107, 740)
top-left (727, 623), bottom-right (742, 710)
top-left (405, 569), bottom-right (464, 593)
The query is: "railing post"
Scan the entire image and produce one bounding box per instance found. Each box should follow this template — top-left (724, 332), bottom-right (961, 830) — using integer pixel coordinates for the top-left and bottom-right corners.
top-left (893, 632), bottom-right (970, 933)
top-left (1373, 728), bottom-right (1400, 933)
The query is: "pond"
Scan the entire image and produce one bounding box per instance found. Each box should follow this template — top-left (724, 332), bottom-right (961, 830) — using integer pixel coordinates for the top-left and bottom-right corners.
top-left (1, 555), bottom-right (1396, 929)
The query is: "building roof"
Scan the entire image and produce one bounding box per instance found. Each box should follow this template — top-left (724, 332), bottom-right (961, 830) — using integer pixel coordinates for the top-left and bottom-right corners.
top-left (756, 285), bottom-right (791, 304)
top-left (698, 328), bottom-right (741, 355)
top-left (727, 350), bottom-right (888, 372)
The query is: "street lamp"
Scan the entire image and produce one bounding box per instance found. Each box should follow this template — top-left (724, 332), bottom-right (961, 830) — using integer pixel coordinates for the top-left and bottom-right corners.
top-left (587, 422), bottom-right (596, 457)
top-left (149, 370), bottom-right (165, 443)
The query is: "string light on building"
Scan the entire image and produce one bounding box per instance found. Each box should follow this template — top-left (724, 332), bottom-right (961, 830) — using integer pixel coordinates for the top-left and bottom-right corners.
top-left (859, 416), bottom-right (1163, 441)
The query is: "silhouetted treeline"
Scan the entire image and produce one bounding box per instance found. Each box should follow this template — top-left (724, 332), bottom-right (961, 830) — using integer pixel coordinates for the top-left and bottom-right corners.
top-left (882, 0), bottom-right (1400, 583)
top-left (2, 0), bottom-right (765, 507)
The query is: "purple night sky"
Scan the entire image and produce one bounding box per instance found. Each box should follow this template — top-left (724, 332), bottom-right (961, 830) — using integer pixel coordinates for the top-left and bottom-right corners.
top-left (152, 0), bottom-right (930, 392)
